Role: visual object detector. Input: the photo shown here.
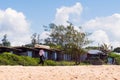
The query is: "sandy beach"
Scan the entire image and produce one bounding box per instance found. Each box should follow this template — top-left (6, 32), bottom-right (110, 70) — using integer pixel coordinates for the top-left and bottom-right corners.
top-left (0, 65), bottom-right (120, 80)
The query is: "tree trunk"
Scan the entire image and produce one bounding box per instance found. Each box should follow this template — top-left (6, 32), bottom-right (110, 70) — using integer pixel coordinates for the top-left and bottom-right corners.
top-left (75, 53), bottom-right (80, 65)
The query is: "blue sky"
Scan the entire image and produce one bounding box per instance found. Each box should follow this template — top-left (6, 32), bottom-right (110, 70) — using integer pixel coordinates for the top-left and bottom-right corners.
top-left (1, 0), bottom-right (120, 33)
top-left (0, 0), bottom-right (120, 47)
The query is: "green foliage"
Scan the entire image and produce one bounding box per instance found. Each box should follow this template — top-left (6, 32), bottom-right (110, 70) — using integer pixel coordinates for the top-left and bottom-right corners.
top-left (56, 61), bottom-right (75, 66)
top-left (0, 52), bottom-right (38, 66)
top-left (44, 60), bottom-right (89, 66)
top-left (113, 47), bottom-right (120, 53)
top-left (100, 43), bottom-right (111, 54)
top-left (108, 52), bottom-right (120, 65)
top-left (44, 60), bottom-right (75, 66)
top-left (31, 33), bottom-right (41, 46)
top-left (44, 60), bottom-right (57, 66)
top-left (0, 58), bottom-right (10, 65)
top-left (0, 52), bottom-right (90, 66)
top-left (79, 61), bottom-right (90, 65)
top-left (44, 23), bottom-right (91, 65)
top-left (20, 56), bottom-right (38, 66)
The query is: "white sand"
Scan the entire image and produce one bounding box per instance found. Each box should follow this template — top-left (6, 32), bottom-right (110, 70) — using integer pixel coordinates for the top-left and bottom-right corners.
top-left (0, 65), bottom-right (120, 80)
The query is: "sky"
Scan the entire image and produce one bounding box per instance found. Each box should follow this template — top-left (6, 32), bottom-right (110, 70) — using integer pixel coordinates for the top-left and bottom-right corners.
top-left (0, 0), bottom-right (120, 48)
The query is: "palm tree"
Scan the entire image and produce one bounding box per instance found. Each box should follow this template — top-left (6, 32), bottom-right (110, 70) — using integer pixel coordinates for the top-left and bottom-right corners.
top-left (100, 43), bottom-right (111, 55)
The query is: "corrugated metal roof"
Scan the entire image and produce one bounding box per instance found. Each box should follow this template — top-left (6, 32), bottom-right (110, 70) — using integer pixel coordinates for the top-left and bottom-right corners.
top-left (88, 50), bottom-right (103, 54)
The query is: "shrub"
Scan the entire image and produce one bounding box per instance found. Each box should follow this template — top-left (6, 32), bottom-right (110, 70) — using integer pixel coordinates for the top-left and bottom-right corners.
top-left (21, 56), bottom-right (38, 66)
top-left (0, 57), bottom-right (10, 65)
top-left (0, 52), bottom-right (90, 66)
top-left (0, 52), bottom-right (39, 66)
top-left (108, 52), bottom-right (120, 65)
top-left (44, 60), bottom-right (56, 66)
top-left (0, 52), bottom-right (19, 65)
top-left (56, 61), bottom-right (75, 66)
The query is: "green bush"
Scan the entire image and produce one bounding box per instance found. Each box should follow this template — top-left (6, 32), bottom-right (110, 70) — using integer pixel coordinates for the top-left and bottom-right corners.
top-left (0, 57), bottom-right (10, 65)
top-left (79, 61), bottom-right (90, 65)
top-left (21, 56), bottom-right (38, 66)
top-left (44, 60), bottom-right (56, 66)
top-left (0, 52), bottom-right (90, 66)
top-left (44, 60), bottom-right (76, 66)
top-left (108, 52), bottom-right (120, 65)
top-left (0, 52), bottom-right (19, 65)
top-left (0, 53), bottom-right (57, 66)
top-left (0, 52), bottom-right (38, 66)
top-left (56, 61), bottom-right (75, 66)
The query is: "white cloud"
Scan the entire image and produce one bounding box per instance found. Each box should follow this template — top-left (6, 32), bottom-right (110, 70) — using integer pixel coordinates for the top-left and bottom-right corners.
top-left (88, 30), bottom-right (110, 46)
top-left (40, 31), bottom-right (50, 43)
top-left (54, 2), bottom-right (83, 26)
top-left (0, 8), bottom-right (31, 46)
top-left (40, 2), bottom-right (83, 42)
top-left (83, 13), bottom-right (120, 48)
top-left (111, 41), bottom-right (120, 48)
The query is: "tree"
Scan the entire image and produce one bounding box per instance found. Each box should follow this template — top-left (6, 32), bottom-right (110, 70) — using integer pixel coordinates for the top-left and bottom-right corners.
top-left (99, 43), bottom-right (111, 55)
top-left (44, 23), bottom-right (65, 50)
top-left (25, 33), bottom-right (41, 47)
top-left (45, 23), bottom-right (91, 64)
top-left (31, 33), bottom-right (37, 46)
top-left (31, 33), bottom-right (41, 46)
top-left (113, 47), bottom-right (120, 53)
top-left (2, 34), bottom-right (11, 47)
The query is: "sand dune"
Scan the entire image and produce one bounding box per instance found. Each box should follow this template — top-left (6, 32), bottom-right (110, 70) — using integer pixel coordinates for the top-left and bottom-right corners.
top-left (0, 65), bottom-right (120, 80)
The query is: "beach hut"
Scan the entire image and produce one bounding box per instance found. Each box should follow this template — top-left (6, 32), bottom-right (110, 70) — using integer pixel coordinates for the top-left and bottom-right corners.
top-left (87, 50), bottom-right (105, 58)
top-left (86, 50), bottom-right (106, 65)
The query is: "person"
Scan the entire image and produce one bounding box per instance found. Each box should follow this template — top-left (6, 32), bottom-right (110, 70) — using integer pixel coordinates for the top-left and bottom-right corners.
top-left (39, 49), bottom-right (45, 65)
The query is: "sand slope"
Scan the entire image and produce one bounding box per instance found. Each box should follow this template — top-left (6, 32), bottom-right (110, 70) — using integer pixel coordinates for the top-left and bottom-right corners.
top-left (0, 65), bottom-right (120, 80)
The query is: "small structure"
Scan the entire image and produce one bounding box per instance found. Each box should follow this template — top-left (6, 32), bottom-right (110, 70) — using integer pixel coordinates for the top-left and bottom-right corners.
top-left (87, 50), bottom-right (106, 58)
top-left (34, 44), bottom-right (62, 60)
top-left (86, 50), bottom-right (106, 65)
